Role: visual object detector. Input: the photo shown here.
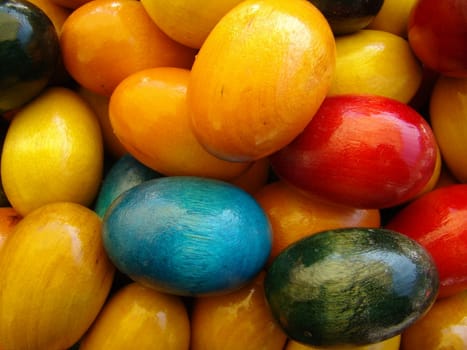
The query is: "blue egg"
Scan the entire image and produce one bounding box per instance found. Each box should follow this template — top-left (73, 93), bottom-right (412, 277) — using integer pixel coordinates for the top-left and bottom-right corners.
top-left (94, 154), bottom-right (162, 217)
top-left (102, 176), bottom-right (272, 296)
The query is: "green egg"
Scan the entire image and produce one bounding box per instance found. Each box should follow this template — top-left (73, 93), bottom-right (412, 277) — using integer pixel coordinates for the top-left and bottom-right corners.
top-left (264, 227), bottom-right (439, 347)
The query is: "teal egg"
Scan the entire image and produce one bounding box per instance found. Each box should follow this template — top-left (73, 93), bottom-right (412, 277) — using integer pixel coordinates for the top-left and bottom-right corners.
top-left (94, 154), bottom-right (162, 217)
top-left (102, 176), bottom-right (272, 296)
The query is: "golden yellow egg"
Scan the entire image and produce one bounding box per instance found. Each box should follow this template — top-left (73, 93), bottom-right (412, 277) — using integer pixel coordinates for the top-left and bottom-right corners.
top-left (1, 86), bottom-right (104, 216)
top-left (0, 202), bottom-right (115, 350)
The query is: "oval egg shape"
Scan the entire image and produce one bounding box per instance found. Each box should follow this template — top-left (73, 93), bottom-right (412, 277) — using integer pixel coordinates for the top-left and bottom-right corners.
top-left (187, 0), bottom-right (336, 162)
top-left (1, 86), bottom-right (103, 216)
top-left (79, 282), bottom-right (190, 350)
top-left (103, 176), bottom-right (272, 296)
top-left (269, 94), bottom-right (438, 209)
top-left (0, 0), bottom-right (60, 112)
top-left (0, 202), bottom-right (115, 350)
top-left (264, 227), bottom-right (439, 347)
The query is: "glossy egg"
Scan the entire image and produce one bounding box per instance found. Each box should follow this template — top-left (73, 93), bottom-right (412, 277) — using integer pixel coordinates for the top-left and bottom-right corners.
top-left (408, 0), bottom-right (467, 77)
top-left (0, 0), bottom-right (60, 113)
top-left (306, 0), bottom-right (384, 35)
top-left (103, 176), bottom-right (272, 296)
top-left (94, 153), bottom-right (162, 217)
top-left (269, 94), bottom-right (438, 209)
top-left (386, 184), bottom-right (467, 298)
top-left (1, 86), bottom-right (104, 216)
top-left (264, 227), bottom-right (439, 347)
top-left (401, 290), bottom-right (467, 349)
top-left (79, 282), bottom-right (190, 350)
top-left (190, 271), bottom-right (287, 350)
top-left (0, 202), bottom-right (115, 350)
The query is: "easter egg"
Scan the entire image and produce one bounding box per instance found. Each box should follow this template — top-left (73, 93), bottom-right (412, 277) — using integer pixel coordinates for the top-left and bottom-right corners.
top-left (269, 94), bottom-right (438, 209)
top-left (401, 290), bottom-right (467, 349)
top-left (1, 86), bottom-right (104, 216)
top-left (103, 176), bottom-right (272, 296)
top-left (386, 184), bottom-right (467, 298)
top-left (264, 227), bottom-right (439, 347)
top-left (94, 154), bottom-right (162, 218)
top-left (0, 0), bottom-right (60, 113)
top-left (0, 202), bottom-right (115, 350)
top-left (408, 0), bottom-right (467, 78)
top-left (306, 0), bottom-right (385, 35)
top-left (187, 0), bottom-right (336, 162)
top-left (328, 29), bottom-right (423, 103)
top-left (79, 282), bottom-right (190, 350)
top-left (190, 272), bottom-right (287, 350)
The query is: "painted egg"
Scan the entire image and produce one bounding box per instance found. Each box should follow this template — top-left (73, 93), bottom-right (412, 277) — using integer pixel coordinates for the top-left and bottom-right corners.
top-left (102, 176), bottom-right (272, 296)
top-left (264, 227), bottom-right (439, 347)
top-left (79, 282), bottom-right (190, 349)
top-left (94, 154), bottom-right (162, 217)
top-left (0, 202), bottom-right (115, 350)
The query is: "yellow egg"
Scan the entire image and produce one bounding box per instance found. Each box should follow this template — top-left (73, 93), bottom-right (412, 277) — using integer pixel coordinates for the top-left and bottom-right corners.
top-left (328, 29), bottom-right (423, 103)
top-left (285, 335), bottom-right (401, 350)
top-left (367, 0), bottom-right (418, 38)
top-left (401, 291), bottom-right (467, 349)
top-left (430, 76), bottom-right (467, 183)
top-left (140, 0), bottom-right (245, 49)
top-left (0, 202), bottom-right (115, 350)
top-left (1, 86), bottom-right (104, 216)
top-left (80, 282), bottom-right (190, 350)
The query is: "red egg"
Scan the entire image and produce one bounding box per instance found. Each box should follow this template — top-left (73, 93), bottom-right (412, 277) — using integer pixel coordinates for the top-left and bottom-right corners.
top-left (386, 184), bottom-right (467, 299)
top-left (408, 0), bottom-right (467, 78)
top-left (269, 94), bottom-right (438, 209)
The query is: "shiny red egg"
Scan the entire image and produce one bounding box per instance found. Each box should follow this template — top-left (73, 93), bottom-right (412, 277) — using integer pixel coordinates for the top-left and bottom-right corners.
top-left (269, 94), bottom-right (438, 209)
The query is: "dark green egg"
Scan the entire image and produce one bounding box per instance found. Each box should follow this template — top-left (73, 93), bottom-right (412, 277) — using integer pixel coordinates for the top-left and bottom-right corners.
top-left (307, 0), bottom-right (384, 35)
top-left (264, 227), bottom-right (439, 347)
top-left (0, 0), bottom-right (60, 113)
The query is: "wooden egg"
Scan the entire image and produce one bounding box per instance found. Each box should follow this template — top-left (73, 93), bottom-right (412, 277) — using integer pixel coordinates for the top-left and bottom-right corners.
top-left (102, 176), bottom-right (272, 296)
top-left (264, 227), bottom-right (439, 347)
top-left (0, 202), bottom-right (115, 350)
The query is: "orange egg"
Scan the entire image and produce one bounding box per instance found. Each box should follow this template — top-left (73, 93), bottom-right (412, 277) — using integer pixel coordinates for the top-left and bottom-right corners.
top-left (80, 282), bottom-right (190, 350)
top-left (190, 271), bottom-right (287, 350)
top-left (60, 0), bottom-right (197, 96)
top-left (187, 0), bottom-right (336, 162)
top-left (254, 181), bottom-right (381, 263)
top-left (109, 67), bottom-right (251, 180)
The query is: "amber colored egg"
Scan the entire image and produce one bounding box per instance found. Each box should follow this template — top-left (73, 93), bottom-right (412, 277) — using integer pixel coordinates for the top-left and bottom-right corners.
top-left (0, 202), bottom-right (115, 350)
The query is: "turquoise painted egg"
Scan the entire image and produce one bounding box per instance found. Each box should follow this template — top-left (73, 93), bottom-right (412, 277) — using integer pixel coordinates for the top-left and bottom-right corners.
top-left (94, 154), bottom-right (162, 217)
top-left (102, 176), bottom-right (272, 296)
